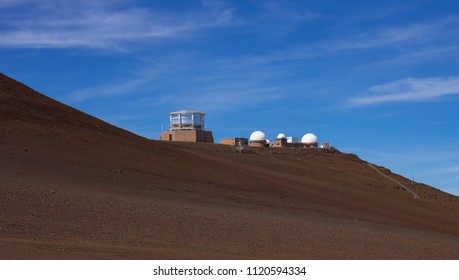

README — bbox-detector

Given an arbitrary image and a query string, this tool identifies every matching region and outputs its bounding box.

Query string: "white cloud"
[0,0,238,49]
[160,87,284,113]
[67,48,305,106]
[0,0,31,8]
[347,76,459,106]
[67,59,171,102]
[332,15,459,52]
[356,46,459,71]
[240,16,459,67]
[333,23,434,51]
[256,1,322,24]
[68,76,151,102]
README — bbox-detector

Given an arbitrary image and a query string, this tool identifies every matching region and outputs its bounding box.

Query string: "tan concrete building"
[249,131,268,148]
[271,137,288,148]
[220,138,248,146]
[160,110,214,143]
[161,130,214,142]
[271,138,306,148]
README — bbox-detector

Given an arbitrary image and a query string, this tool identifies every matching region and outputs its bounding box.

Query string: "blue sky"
[1,0,459,195]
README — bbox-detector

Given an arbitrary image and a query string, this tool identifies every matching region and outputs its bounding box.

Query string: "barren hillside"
[1,73,458,259]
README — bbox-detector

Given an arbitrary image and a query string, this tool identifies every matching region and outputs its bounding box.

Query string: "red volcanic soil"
[1,73,459,259]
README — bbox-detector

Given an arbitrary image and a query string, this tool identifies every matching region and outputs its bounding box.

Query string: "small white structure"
[301,133,319,148]
[276,133,286,139]
[286,136,299,143]
[249,131,268,147]
[320,142,331,149]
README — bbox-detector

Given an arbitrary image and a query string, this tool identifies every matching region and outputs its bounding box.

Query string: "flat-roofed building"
[220,138,248,146]
[160,110,214,143]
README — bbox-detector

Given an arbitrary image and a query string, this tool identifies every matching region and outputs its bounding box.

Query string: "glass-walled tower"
[170,110,205,131]
[160,109,213,143]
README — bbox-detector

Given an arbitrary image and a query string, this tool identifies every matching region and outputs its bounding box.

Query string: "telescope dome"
[250,131,266,141]
[301,133,318,144]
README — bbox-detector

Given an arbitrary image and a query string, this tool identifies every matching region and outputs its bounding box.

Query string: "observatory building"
[301,133,319,148]
[160,110,214,143]
[271,133,288,148]
[220,138,249,146]
[249,131,268,147]
[271,133,304,148]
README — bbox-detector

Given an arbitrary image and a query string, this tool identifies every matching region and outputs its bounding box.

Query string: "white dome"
[301,133,318,144]
[250,131,266,141]
[276,133,286,139]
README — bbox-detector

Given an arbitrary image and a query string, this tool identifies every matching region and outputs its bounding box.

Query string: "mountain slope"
[1,73,458,259]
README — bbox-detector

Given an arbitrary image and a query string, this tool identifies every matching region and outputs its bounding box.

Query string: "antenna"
[236,140,244,156]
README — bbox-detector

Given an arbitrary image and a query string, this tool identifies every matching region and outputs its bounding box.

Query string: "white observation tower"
[160,110,214,143]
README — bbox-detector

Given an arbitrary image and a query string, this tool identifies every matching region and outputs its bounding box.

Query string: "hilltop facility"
[249,131,321,149]
[159,110,325,149]
[160,110,214,143]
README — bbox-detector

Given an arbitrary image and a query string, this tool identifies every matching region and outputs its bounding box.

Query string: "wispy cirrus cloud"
[214,18,457,74]
[347,76,459,106]
[0,0,238,50]
[66,54,184,102]
[0,0,31,8]
[155,86,285,113]
[68,75,153,102]
[256,0,322,20]
[332,21,440,51]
